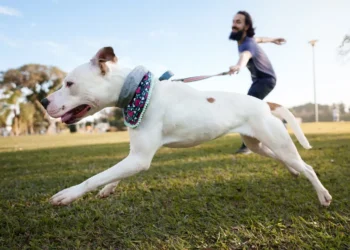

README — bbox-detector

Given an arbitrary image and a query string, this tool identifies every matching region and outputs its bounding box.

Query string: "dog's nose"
[40,98,50,110]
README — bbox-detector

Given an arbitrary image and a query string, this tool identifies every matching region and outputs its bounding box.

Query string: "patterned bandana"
[122,71,155,128]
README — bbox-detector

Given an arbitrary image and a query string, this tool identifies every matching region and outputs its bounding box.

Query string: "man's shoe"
[234,145,252,155]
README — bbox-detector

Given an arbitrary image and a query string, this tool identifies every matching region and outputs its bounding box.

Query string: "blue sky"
[1,0,349,109]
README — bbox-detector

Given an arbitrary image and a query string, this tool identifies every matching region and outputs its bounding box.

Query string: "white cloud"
[0,6,21,17]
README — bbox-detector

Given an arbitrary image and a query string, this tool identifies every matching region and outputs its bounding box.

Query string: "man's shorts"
[247,77,276,100]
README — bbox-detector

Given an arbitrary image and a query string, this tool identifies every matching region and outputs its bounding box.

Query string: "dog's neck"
[107,65,133,107]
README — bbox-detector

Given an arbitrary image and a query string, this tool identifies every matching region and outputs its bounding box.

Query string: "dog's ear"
[91,47,118,75]
[95,47,117,63]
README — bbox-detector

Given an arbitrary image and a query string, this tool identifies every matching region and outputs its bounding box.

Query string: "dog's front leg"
[50,151,156,205]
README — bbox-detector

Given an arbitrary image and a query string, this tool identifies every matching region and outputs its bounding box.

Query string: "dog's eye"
[66,81,74,87]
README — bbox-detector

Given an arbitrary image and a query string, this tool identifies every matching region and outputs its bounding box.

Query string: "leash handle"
[172,71,231,83]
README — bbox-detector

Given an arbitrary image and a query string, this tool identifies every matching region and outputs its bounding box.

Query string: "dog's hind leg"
[251,116,332,206]
[241,135,300,177]
[50,128,162,206]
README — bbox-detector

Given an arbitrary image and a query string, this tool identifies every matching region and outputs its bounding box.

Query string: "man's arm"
[254,37,286,45]
[228,51,252,75]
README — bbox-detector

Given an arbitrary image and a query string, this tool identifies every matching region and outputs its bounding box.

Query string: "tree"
[290,102,350,122]
[0,89,22,135]
[112,108,126,131]
[0,64,66,134]
[19,102,36,135]
[0,109,11,128]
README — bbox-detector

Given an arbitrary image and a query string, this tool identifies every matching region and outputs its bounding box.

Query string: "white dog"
[41,47,332,207]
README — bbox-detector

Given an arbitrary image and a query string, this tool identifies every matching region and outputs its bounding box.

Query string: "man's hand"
[272,38,286,45]
[229,65,240,75]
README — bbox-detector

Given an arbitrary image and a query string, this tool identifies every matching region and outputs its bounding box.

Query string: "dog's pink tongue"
[61,112,73,123]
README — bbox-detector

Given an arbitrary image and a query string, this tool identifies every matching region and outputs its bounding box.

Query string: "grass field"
[1,123,350,249]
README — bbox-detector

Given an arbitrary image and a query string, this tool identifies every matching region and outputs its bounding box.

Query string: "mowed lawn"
[0,123,350,249]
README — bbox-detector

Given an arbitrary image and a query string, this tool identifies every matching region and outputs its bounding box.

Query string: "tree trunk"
[29,123,34,135]
[22,122,28,135]
[34,99,50,120]
[47,120,57,134]
[34,99,57,135]
[13,116,19,136]
[19,117,27,135]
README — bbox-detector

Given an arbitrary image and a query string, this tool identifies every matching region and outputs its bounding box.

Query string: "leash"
[159,70,237,83]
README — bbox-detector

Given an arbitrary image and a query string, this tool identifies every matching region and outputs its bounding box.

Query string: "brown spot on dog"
[267,102,281,111]
[207,97,215,103]
[91,47,118,75]
[99,63,110,76]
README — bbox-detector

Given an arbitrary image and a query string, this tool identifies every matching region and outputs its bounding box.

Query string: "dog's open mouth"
[61,104,91,124]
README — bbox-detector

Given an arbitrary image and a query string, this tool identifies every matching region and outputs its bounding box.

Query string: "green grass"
[1,131,350,249]
[0,132,130,152]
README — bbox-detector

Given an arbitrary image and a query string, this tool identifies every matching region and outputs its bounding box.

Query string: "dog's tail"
[268,102,312,149]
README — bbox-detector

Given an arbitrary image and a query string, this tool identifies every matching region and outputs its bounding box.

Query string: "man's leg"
[234,77,276,154]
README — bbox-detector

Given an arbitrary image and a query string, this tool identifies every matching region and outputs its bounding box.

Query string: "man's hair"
[237,11,255,37]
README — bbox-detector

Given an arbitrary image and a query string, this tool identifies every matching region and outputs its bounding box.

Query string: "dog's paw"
[97,182,119,198]
[50,184,85,206]
[318,189,332,207]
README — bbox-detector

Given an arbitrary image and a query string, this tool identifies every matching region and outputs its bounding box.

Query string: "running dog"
[41,47,332,207]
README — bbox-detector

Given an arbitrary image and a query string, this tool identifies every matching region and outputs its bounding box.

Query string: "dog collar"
[118,66,155,128]
[116,65,149,108]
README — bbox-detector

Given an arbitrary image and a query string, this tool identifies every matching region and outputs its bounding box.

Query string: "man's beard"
[229,30,244,41]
